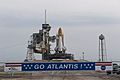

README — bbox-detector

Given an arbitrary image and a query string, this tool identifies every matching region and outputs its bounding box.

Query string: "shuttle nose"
[58,28,63,36]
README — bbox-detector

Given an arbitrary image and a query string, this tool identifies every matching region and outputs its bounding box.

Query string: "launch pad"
[25,12,74,61]
[43,53,74,60]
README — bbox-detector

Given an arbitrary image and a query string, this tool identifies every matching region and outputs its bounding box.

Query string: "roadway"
[0,71,120,80]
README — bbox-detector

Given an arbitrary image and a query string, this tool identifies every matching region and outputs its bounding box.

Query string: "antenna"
[45,9,47,24]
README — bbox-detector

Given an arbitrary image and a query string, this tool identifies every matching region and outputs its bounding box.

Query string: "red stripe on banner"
[96,62,112,63]
[5,64,22,67]
[96,62,112,66]
[6,63,22,64]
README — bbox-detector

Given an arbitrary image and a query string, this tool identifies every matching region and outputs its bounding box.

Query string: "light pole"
[82,52,84,60]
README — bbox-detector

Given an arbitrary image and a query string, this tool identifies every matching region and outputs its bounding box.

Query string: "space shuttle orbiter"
[54,28,66,53]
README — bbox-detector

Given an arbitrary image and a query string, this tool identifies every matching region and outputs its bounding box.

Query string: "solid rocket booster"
[55,28,66,53]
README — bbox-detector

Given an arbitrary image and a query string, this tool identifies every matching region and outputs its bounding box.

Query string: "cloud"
[0,0,120,28]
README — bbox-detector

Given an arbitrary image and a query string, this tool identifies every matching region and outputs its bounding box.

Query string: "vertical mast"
[45,9,47,24]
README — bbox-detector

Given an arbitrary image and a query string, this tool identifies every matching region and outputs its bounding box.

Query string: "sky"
[0,0,120,62]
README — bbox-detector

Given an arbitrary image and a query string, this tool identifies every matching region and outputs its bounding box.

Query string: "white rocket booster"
[54,28,66,53]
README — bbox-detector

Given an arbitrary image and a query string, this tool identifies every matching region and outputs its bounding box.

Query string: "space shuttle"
[54,28,66,53]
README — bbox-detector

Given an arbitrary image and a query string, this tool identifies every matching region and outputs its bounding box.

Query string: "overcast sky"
[0,0,120,62]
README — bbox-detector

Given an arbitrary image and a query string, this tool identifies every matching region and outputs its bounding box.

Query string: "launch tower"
[25,12,74,61]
